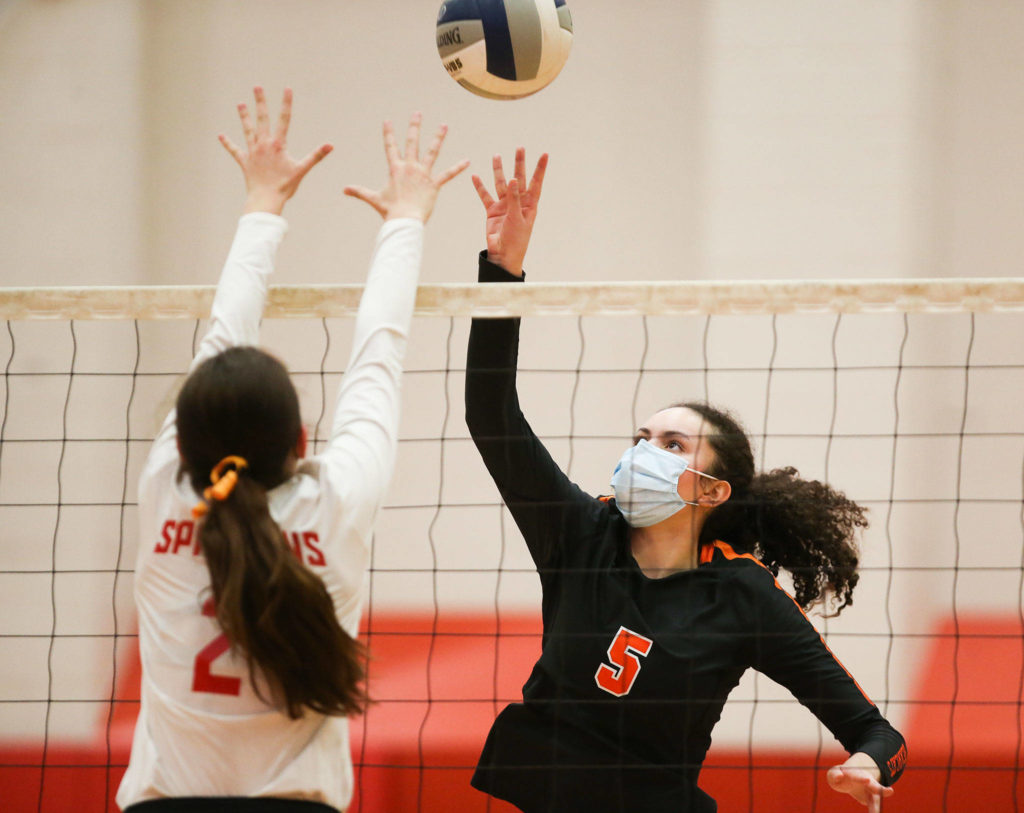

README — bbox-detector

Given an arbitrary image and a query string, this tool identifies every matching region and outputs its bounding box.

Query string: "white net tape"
[3,278,1024,320]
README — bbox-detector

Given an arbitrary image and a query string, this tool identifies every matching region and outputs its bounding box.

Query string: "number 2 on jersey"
[192,597,241,696]
[594,625,654,697]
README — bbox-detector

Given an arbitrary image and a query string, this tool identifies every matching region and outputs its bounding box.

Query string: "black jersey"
[465,254,907,813]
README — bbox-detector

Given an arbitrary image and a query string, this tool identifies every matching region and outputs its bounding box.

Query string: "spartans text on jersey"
[154,519,327,567]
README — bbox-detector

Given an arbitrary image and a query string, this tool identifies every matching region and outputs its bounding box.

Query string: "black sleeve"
[745,570,908,786]
[465,252,596,570]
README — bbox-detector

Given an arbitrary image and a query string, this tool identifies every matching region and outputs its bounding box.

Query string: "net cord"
[103,319,139,808]
[312,319,331,455]
[4,278,1024,320]
[0,322,12,505]
[744,313,778,809]
[943,313,975,810]
[39,320,76,811]
[565,316,584,478]
[415,316,454,810]
[807,314,843,809]
[355,325,373,811]
[882,315,909,722]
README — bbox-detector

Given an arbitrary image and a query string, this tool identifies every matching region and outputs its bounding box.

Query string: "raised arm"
[466,151,597,569]
[146,88,331,473]
[195,86,333,369]
[320,115,468,528]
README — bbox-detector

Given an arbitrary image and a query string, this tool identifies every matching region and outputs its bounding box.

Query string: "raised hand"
[471,148,548,277]
[827,762,895,813]
[218,86,333,215]
[344,113,469,223]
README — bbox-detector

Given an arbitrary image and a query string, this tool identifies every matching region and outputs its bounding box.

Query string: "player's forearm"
[466,252,526,449]
[329,218,423,445]
[322,218,424,527]
[465,255,573,509]
[346,218,424,358]
[191,213,288,371]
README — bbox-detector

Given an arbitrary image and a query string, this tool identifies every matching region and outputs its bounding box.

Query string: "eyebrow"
[634,429,692,441]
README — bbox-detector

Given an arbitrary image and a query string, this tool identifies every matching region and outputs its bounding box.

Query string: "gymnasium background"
[2,1,1024,810]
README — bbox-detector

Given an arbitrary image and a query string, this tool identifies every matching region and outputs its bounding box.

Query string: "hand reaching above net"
[218,86,333,216]
[471,148,548,277]
[344,113,469,223]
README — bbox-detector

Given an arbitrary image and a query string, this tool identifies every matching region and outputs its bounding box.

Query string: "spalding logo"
[437,27,462,47]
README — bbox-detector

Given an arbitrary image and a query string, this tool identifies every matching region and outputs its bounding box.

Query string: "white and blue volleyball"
[437,0,573,100]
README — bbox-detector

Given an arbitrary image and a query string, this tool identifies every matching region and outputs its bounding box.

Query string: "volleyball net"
[1,279,1023,812]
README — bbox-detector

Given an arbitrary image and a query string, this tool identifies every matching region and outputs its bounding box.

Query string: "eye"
[666,440,683,450]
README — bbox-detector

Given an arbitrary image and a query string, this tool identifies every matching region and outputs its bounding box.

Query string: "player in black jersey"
[464,150,907,813]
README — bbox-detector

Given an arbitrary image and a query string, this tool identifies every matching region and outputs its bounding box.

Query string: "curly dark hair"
[676,401,867,615]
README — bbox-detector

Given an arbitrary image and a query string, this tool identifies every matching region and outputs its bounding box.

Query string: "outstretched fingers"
[275,87,293,143]
[423,124,449,171]
[237,102,256,148]
[344,185,386,217]
[405,112,422,162]
[223,87,334,215]
[294,143,334,181]
[492,154,508,198]
[218,133,245,168]
[253,86,270,136]
[472,175,496,209]
[436,158,471,187]
[416,119,466,184]
[506,178,524,223]
[514,147,527,191]
[528,153,549,200]
[382,120,400,168]
[353,113,468,222]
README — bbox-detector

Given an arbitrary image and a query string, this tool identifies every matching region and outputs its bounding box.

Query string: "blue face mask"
[610,439,717,528]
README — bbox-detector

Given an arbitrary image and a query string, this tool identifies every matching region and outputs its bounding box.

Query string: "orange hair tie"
[191,455,249,519]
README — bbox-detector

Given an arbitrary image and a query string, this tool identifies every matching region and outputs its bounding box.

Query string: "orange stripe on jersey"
[707,539,876,706]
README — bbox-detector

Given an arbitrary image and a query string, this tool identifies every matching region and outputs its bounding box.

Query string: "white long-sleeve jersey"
[117,212,424,811]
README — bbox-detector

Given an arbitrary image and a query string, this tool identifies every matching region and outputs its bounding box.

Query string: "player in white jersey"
[117,88,468,813]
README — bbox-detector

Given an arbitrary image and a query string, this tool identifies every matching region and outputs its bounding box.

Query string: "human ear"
[295,425,308,459]
[699,479,731,508]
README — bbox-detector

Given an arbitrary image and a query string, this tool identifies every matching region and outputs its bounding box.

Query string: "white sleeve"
[190,212,289,370]
[319,217,424,534]
[142,213,289,492]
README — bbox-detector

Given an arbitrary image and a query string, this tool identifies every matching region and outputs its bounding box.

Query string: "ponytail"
[678,402,866,615]
[177,346,367,719]
[198,476,366,718]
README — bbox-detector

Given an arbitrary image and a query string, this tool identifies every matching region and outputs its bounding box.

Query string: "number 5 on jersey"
[594,626,654,697]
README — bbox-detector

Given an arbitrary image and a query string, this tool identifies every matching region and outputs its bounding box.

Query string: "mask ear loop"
[192,455,249,518]
[678,465,722,507]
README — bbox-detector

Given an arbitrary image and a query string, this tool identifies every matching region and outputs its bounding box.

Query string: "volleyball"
[436,0,573,100]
